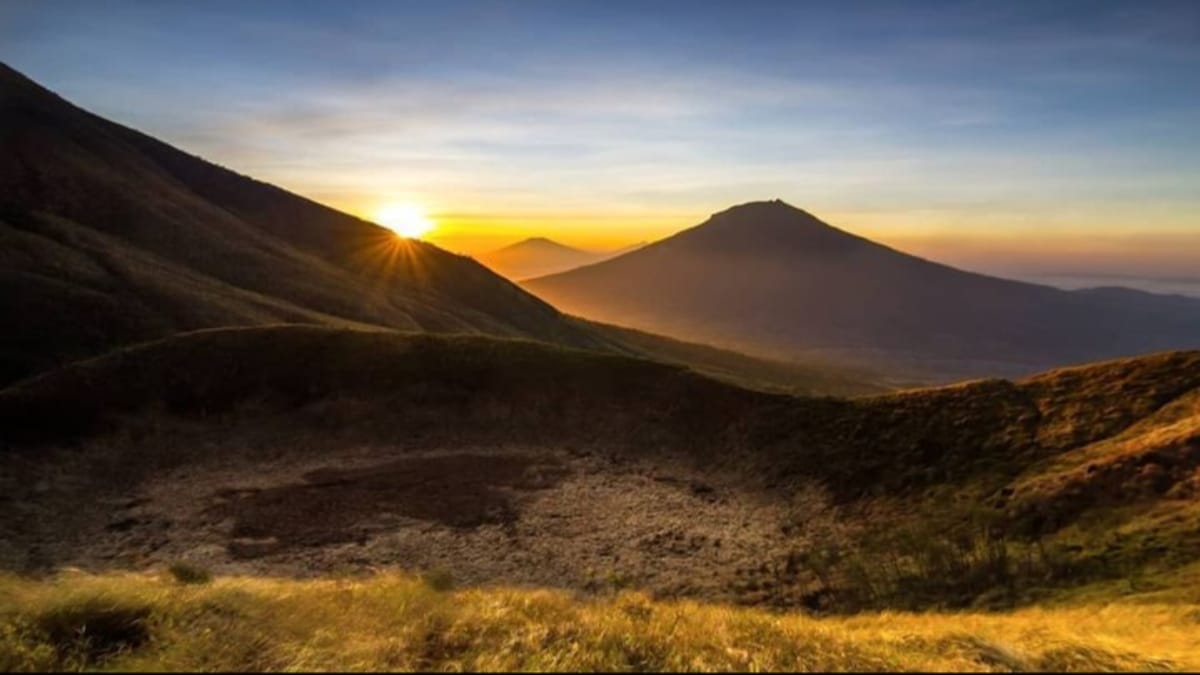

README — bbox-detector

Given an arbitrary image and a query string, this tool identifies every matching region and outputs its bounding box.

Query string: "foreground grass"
[2,572,1198,672]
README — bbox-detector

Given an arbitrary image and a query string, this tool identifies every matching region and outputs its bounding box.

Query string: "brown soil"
[210,454,569,555]
[0,431,810,605]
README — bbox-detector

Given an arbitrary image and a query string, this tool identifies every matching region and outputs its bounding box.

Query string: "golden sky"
[7,1,1197,279]
[334,196,1200,279]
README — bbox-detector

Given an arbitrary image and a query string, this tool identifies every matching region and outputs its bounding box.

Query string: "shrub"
[167,562,212,585]
[421,568,455,592]
[786,508,1113,612]
[32,596,151,667]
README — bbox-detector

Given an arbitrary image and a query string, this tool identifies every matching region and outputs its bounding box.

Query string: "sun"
[375,203,435,239]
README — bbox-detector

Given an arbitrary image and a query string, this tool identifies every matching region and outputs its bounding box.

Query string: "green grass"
[2,571,1198,672]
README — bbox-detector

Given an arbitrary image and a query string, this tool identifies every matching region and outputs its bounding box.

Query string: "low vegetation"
[579,318,891,396]
[786,508,1165,612]
[3,571,1198,672]
[165,562,211,586]
[3,328,1198,614]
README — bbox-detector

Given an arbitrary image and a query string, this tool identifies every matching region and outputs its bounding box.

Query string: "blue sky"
[2,0,1198,275]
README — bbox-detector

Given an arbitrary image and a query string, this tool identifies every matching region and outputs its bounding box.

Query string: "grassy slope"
[0,325,765,450]
[3,326,1196,508]
[2,570,1198,672]
[2,328,1199,671]
[762,351,1200,609]
[2,326,1197,611]
[577,318,892,397]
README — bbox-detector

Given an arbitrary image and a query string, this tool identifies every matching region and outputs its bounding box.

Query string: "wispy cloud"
[2,0,1197,269]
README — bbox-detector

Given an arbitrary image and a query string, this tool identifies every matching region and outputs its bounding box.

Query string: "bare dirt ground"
[1,435,815,605]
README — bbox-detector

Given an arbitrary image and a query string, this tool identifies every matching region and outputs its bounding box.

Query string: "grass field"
[3,570,1199,672]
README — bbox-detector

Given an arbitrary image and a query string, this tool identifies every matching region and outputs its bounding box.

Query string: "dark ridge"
[0,61,615,384]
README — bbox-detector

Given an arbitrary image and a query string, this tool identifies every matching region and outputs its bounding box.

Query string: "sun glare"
[375,203,435,239]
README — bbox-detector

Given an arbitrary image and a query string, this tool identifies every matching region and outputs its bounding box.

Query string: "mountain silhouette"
[0,65,883,395]
[525,199,1200,378]
[477,237,610,280]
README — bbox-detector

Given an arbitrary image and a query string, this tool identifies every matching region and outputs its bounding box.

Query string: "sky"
[2,0,1198,278]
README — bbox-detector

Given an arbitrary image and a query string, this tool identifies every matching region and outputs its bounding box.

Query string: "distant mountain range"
[1014,272,1200,299]
[7,59,1194,388]
[0,63,878,396]
[525,200,1200,379]
[477,237,644,281]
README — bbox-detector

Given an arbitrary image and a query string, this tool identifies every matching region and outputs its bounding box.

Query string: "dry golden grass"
[2,570,1198,672]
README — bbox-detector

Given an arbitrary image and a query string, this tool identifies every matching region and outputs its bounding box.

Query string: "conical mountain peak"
[714,198,810,217]
[505,237,578,251]
[664,199,867,256]
[525,200,1200,378]
[706,199,836,231]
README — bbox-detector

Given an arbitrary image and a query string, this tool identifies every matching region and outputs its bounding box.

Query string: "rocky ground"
[1,435,813,605]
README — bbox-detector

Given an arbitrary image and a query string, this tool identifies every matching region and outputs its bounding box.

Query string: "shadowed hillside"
[524,200,1200,380]
[3,326,1197,612]
[574,318,892,396]
[0,63,617,385]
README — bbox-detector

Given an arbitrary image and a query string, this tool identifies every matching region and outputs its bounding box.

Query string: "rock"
[228,537,282,559]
